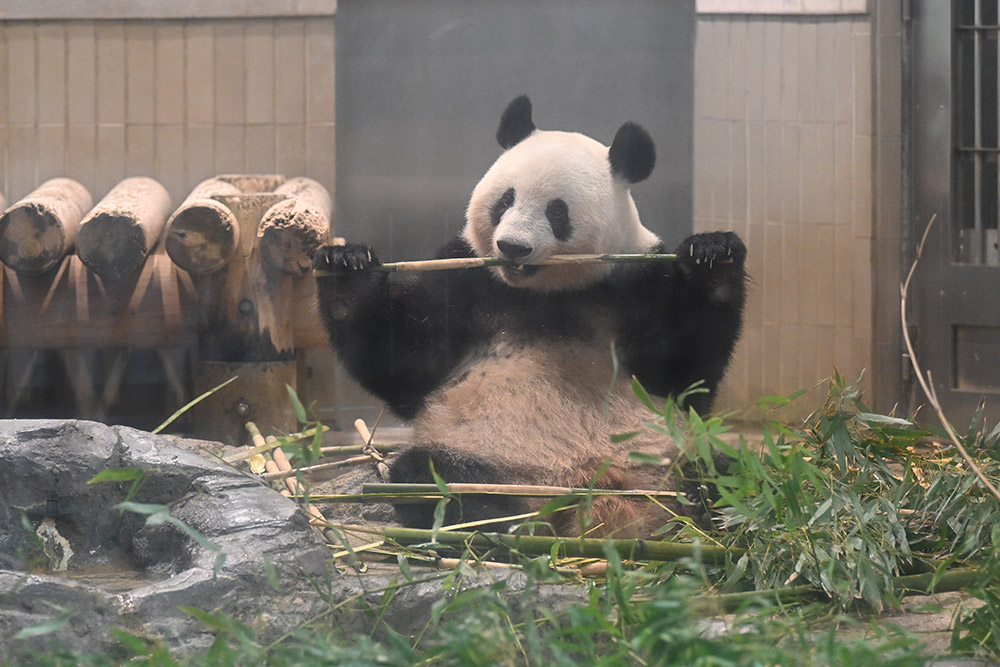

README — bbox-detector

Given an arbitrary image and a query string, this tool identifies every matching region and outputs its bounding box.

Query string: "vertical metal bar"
[996,0,1000,243]
[975,0,982,244]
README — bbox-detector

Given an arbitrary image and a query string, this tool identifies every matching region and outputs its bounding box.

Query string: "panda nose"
[496,240,533,260]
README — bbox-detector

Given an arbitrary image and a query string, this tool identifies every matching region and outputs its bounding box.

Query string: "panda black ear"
[609,122,656,184]
[496,95,536,149]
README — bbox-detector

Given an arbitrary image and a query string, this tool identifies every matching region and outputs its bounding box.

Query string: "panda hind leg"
[550,467,675,540]
[388,446,531,531]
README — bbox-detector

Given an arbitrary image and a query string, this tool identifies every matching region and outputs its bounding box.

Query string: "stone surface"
[0,419,588,661]
[0,419,333,658]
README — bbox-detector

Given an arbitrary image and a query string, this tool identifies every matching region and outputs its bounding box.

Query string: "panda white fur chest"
[314,96,748,537]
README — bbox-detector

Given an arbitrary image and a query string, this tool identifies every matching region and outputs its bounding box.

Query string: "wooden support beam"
[76,177,173,280]
[0,178,93,274]
[0,254,328,349]
[0,254,194,348]
[163,177,242,274]
[195,193,295,359]
[259,177,332,275]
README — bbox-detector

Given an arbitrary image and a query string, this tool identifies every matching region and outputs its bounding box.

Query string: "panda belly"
[410,335,677,486]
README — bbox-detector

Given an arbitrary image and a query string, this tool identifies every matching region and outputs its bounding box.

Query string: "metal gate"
[911,0,1000,425]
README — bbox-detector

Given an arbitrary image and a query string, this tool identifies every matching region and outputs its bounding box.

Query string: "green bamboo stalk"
[380,526,738,565]
[892,567,983,594]
[690,585,823,614]
[691,567,986,614]
[361,482,678,500]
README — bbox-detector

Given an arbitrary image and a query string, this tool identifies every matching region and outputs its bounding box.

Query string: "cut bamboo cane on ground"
[246,421,334,543]
[354,416,390,480]
[222,424,329,463]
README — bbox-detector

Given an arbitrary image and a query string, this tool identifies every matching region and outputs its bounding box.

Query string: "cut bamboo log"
[163,177,242,274]
[0,178,93,274]
[259,177,332,274]
[76,177,173,280]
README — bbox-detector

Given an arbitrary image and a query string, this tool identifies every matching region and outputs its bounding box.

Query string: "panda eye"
[546,198,571,241]
[490,188,516,226]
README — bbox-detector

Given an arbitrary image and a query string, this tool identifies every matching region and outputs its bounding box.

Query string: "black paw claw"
[676,232,746,269]
[313,244,382,275]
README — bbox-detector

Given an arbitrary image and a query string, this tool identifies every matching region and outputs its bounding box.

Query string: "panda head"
[464,95,661,291]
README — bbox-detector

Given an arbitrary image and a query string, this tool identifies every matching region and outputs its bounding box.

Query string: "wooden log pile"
[0,174,334,443]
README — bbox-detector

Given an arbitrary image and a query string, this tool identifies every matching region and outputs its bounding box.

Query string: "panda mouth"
[500,263,541,279]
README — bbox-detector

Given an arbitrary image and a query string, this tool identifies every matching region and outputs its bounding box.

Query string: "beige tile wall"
[0,17,335,211]
[694,13,883,416]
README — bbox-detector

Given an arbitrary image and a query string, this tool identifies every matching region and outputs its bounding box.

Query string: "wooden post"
[258,177,333,274]
[0,178,93,274]
[76,177,173,280]
[215,173,286,194]
[192,192,301,445]
[163,178,243,274]
[193,360,298,448]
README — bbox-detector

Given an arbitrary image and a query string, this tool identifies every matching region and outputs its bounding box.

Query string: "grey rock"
[0,419,333,658]
[0,419,589,661]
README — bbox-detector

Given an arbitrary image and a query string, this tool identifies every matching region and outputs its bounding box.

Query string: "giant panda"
[314,96,747,538]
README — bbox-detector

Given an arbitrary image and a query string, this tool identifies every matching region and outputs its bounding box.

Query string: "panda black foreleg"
[667,232,747,412]
[619,232,747,413]
[313,244,471,419]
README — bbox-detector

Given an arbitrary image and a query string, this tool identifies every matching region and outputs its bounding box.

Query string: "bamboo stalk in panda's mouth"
[313,252,681,276]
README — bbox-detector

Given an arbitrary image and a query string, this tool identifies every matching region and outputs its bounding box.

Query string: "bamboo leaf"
[397,554,414,581]
[12,605,71,639]
[858,413,913,426]
[179,606,228,631]
[286,384,308,426]
[109,628,154,655]
[631,376,661,415]
[537,494,578,518]
[153,375,238,434]
[87,467,145,484]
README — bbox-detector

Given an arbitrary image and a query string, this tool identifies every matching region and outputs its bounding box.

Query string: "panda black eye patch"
[490,188,516,227]
[546,198,571,241]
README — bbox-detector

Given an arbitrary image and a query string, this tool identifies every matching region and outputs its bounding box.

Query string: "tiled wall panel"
[694,12,892,415]
[0,17,335,212]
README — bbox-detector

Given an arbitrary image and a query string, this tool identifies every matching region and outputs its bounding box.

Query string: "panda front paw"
[675,232,746,270]
[313,244,382,276]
